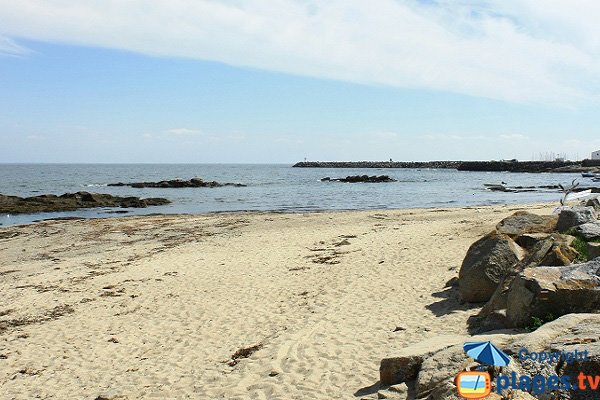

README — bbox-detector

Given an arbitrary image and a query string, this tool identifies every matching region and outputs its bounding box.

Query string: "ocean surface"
[0,163,593,226]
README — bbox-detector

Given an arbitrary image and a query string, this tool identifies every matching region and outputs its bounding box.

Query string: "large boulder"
[459,232,525,302]
[556,206,597,232]
[571,221,600,240]
[496,211,558,237]
[505,259,600,327]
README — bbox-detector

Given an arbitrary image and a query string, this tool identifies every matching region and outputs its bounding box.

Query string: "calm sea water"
[0,164,589,226]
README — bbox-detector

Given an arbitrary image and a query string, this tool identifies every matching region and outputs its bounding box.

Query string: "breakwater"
[292,160,586,172]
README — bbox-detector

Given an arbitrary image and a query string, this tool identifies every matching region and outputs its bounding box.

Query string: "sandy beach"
[0,203,554,399]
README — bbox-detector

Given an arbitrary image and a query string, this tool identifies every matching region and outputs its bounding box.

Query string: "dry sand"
[0,203,554,399]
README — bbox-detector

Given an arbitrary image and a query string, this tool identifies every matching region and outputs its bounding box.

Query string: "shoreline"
[0,202,556,399]
[0,201,558,228]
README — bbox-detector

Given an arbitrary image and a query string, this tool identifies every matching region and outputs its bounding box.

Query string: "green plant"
[572,237,589,262]
[525,313,556,332]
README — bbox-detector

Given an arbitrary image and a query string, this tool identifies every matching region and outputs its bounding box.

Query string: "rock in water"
[0,192,170,215]
[108,177,245,188]
[458,232,525,302]
[320,175,397,183]
[495,211,558,237]
[557,206,597,232]
[505,259,600,327]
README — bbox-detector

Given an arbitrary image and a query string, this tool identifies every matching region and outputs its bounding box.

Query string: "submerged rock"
[108,177,246,188]
[0,192,170,215]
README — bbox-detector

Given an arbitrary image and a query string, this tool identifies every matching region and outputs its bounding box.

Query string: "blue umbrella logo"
[463,341,511,367]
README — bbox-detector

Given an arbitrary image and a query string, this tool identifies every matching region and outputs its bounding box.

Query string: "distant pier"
[292,160,594,173]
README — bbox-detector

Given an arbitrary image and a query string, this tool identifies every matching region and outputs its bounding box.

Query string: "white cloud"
[499,134,529,140]
[0,35,29,56]
[165,128,202,137]
[1,1,600,104]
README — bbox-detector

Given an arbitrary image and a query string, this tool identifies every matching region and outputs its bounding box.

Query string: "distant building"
[593,150,600,160]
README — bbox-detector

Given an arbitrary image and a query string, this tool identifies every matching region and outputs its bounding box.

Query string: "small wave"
[83,183,108,187]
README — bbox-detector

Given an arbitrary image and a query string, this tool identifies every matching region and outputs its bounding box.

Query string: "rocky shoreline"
[378,198,600,399]
[293,160,600,173]
[0,192,170,215]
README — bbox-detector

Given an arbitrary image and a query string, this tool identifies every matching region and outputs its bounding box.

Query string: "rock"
[515,233,551,250]
[505,259,600,327]
[496,211,558,237]
[0,192,170,215]
[377,383,408,399]
[379,335,466,385]
[588,242,600,260]
[518,234,577,268]
[585,198,600,212]
[108,177,246,188]
[321,175,397,183]
[557,206,597,232]
[571,221,600,240]
[459,232,525,303]
[379,314,600,400]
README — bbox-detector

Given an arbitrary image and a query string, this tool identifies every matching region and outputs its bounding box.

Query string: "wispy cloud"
[1,1,600,104]
[165,128,202,137]
[499,134,529,140]
[0,35,29,56]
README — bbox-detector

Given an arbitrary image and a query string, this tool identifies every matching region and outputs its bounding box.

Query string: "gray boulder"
[571,221,600,240]
[459,232,525,302]
[496,211,558,237]
[557,206,597,232]
[505,259,600,327]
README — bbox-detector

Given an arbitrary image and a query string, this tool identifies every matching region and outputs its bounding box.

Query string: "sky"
[1,0,600,163]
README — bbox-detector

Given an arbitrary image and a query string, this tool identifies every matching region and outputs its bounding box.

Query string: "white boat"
[564,189,594,201]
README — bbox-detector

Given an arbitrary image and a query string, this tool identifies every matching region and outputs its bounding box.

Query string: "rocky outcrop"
[378,314,600,399]
[320,175,397,183]
[458,232,525,302]
[0,192,170,214]
[496,212,558,237]
[108,177,246,188]
[556,206,597,232]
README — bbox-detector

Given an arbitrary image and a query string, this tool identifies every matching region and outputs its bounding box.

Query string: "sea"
[0,163,591,226]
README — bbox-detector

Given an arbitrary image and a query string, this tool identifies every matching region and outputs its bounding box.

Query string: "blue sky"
[1,1,600,163]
